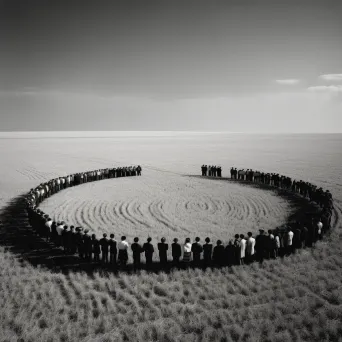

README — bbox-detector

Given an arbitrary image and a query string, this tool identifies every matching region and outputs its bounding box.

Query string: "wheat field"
[1,132,342,342]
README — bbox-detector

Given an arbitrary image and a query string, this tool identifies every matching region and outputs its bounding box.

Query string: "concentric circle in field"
[39,169,291,242]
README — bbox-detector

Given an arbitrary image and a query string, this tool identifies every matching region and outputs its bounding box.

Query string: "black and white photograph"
[0,1,341,341]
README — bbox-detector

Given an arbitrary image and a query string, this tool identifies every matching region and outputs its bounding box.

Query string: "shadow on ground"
[0,177,322,276]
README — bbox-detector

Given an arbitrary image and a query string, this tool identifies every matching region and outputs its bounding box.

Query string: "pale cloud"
[275,79,300,85]
[319,74,342,81]
[308,85,342,93]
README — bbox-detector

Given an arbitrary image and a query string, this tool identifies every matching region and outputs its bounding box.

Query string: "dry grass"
[1,228,342,342]
[1,134,342,341]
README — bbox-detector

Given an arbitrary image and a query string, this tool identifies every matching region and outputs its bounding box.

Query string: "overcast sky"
[1,0,341,132]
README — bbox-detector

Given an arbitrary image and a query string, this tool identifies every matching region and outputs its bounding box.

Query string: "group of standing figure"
[201,165,222,177]
[23,163,333,271]
[230,167,333,210]
[25,165,142,259]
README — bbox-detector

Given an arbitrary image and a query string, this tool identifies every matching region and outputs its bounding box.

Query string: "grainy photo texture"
[0,1,341,342]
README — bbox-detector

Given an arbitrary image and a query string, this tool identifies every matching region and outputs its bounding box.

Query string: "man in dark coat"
[100,233,109,263]
[137,165,142,176]
[157,237,169,266]
[68,226,77,254]
[191,237,203,266]
[83,230,92,260]
[203,237,213,265]
[213,240,225,266]
[62,226,69,254]
[131,237,143,270]
[255,229,267,263]
[233,234,241,265]
[143,237,154,268]
[75,228,84,258]
[171,238,182,265]
[91,234,100,262]
[108,234,117,265]
[225,240,235,266]
[300,225,308,249]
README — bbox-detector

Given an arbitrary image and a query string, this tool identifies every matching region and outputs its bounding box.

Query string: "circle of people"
[24,164,333,270]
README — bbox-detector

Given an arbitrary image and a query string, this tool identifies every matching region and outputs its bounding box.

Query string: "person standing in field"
[191,237,203,266]
[233,234,241,265]
[239,234,246,265]
[143,237,154,269]
[91,234,100,262]
[51,221,57,243]
[203,237,213,265]
[246,232,255,263]
[172,238,182,266]
[316,218,323,240]
[158,237,169,266]
[300,224,308,249]
[255,229,267,263]
[45,218,53,242]
[62,226,69,254]
[83,229,92,260]
[287,227,294,255]
[293,224,302,252]
[274,231,280,258]
[68,226,76,254]
[217,166,222,177]
[131,237,143,270]
[108,234,117,266]
[267,230,275,259]
[213,240,225,266]
[183,238,192,265]
[75,228,84,258]
[100,233,109,264]
[225,240,235,266]
[118,236,129,267]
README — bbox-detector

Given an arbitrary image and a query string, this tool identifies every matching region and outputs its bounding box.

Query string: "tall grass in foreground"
[1,223,342,342]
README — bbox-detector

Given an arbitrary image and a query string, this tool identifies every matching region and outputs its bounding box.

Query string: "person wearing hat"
[131,237,143,270]
[143,237,154,269]
[171,238,182,265]
[157,237,169,266]
[100,233,109,263]
[191,237,203,266]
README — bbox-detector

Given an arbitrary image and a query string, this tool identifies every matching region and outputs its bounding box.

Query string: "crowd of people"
[23,164,333,271]
[25,165,142,207]
[229,167,333,209]
[201,165,222,177]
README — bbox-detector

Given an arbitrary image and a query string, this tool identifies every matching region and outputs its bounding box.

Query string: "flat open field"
[1,132,342,342]
[39,170,290,247]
